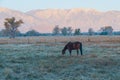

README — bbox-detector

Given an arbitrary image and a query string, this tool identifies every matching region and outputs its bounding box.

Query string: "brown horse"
[62,41,83,56]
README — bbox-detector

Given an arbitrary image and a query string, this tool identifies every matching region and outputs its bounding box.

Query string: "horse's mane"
[63,44,68,50]
[63,42,71,50]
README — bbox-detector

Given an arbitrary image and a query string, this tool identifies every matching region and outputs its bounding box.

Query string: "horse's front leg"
[77,49,79,56]
[69,49,72,56]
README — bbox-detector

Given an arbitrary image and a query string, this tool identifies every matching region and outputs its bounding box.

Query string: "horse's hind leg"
[80,44,83,55]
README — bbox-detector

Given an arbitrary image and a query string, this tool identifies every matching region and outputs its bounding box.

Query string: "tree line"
[52,25,120,36]
[0,17,120,38]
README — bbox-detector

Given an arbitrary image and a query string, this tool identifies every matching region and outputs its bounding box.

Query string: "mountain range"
[0,7,120,33]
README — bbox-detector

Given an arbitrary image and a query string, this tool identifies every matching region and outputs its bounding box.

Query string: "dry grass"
[0,36,120,44]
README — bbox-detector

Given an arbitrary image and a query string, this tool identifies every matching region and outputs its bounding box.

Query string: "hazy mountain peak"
[70,8,98,12]
[0,7,11,12]
[0,7,120,33]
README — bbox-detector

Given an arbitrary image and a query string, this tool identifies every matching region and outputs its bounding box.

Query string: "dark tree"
[61,27,73,36]
[4,17,23,38]
[25,30,40,36]
[0,29,8,37]
[67,27,73,36]
[88,28,94,35]
[61,27,68,36]
[52,25,60,35]
[74,28,81,35]
[100,26,113,35]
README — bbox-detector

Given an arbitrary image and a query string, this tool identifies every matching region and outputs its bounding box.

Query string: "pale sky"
[0,0,120,12]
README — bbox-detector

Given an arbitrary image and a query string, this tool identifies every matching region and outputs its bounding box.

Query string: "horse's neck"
[63,45,68,51]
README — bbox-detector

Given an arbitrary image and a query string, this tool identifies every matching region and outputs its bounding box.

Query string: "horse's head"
[62,49,65,55]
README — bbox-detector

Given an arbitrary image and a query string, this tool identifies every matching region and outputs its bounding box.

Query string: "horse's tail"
[80,42,83,55]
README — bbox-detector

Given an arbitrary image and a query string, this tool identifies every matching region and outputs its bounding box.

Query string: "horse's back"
[67,41,82,45]
[73,41,82,45]
[66,41,82,49]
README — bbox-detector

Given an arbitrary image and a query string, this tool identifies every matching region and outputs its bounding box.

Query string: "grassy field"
[0,36,120,80]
